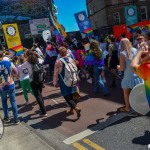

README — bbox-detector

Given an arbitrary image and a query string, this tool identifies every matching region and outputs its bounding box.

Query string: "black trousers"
[64,94,77,109]
[48,56,57,75]
[30,82,46,114]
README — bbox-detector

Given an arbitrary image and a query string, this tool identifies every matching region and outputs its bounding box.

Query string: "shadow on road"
[30,111,79,130]
[132,130,150,145]
[87,113,141,131]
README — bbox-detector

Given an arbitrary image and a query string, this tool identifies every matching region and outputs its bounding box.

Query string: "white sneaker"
[87,78,92,84]
[86,73,89,78]
[81,75,85,78]
[40,113,48,117]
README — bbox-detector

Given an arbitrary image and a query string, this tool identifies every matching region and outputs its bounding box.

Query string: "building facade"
[0,0,54,47]
[86,0,150,33]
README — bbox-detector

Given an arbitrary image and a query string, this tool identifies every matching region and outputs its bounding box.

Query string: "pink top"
[75,49,85,67]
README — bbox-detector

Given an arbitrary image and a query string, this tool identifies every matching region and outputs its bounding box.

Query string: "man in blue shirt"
[0,51,19,124]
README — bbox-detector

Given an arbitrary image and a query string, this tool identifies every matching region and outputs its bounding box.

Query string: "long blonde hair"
[120,38,133,59]
[90,40,102,60]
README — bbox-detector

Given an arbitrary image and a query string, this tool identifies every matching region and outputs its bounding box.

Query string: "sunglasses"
[137,38,143,41]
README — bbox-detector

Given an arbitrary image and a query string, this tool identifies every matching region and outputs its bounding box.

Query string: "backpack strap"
[59,58,68,66]
[60,58,77,70]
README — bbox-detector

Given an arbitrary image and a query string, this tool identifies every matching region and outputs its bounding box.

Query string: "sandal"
[119,107,130,113]
[75,108,81,118]
[67,109,74,115]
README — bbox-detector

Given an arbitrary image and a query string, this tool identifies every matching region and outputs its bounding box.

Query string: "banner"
[29,18,51,35]
[2,23,23,56]
[125,6,138,26]
[74,11,93,37]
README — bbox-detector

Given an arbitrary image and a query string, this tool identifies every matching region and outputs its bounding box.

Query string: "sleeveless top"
[121,48,143,89]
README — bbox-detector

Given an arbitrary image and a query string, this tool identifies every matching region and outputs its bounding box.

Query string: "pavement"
[0,75,150,150]
[0,111,55,150]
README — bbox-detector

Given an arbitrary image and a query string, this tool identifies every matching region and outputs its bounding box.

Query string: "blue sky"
[54,0,87,32]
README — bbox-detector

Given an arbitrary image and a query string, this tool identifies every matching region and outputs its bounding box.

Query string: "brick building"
[86,0,150,34]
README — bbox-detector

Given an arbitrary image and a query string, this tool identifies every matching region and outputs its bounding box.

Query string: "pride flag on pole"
[74,11,94,38]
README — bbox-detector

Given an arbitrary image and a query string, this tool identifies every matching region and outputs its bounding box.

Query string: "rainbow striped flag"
[130,25,139,33]
[83,28,93,35]
[11,45,24,56]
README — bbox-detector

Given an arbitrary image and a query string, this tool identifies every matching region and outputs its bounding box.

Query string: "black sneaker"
[3,117,10,123]
[40,113,47,117]
[14,119,20,125]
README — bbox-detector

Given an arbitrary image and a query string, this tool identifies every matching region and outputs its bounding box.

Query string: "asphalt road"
[8,76,150,150]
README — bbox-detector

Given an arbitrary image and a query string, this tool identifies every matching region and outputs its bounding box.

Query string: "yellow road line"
[83,139,105,150]
[73,142,88,150]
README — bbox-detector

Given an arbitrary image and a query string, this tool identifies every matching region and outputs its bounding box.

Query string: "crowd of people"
[0,31,150,125]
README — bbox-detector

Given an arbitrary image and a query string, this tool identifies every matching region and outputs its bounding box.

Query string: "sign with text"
[2,23,23,55]
[29,18,50,35]
[2,23,22,48]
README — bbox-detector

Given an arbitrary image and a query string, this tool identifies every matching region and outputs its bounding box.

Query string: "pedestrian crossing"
[73,138,105,150]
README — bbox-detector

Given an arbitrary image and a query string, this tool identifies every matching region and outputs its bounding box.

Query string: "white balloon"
[42,30,51,42]
[129,83,150,115]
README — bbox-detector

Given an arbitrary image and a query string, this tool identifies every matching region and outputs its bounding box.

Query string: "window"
[93,6,96,13]
[112,0,118,5]
[113,12,120,24]
[140,6,147,20]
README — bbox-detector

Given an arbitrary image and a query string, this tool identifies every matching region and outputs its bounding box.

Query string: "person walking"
[117,38,143,112]
[53,47,81,118]
[26,50,47,116]
[45,41,58,76]
[0,51,19,124]
[85,40,109,96]
[18,54,34,105]
[75,43,87,78]
[107,35,120,87]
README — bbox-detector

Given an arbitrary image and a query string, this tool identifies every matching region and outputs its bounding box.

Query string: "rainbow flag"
[131,25,139,33]
[83,28,93,34]
[53,17,67,38]
[11,45,24,56]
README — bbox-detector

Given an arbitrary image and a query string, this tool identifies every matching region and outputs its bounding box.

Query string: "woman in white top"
[117,38,143,112]
[18,55,34,105]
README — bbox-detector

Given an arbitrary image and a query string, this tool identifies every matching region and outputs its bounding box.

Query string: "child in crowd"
[18,55,34,105]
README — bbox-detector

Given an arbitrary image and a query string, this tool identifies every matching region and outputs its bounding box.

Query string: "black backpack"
[32,62,46,83]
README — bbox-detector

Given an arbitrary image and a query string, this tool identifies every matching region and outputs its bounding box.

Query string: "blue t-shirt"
[0,60,15,91]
